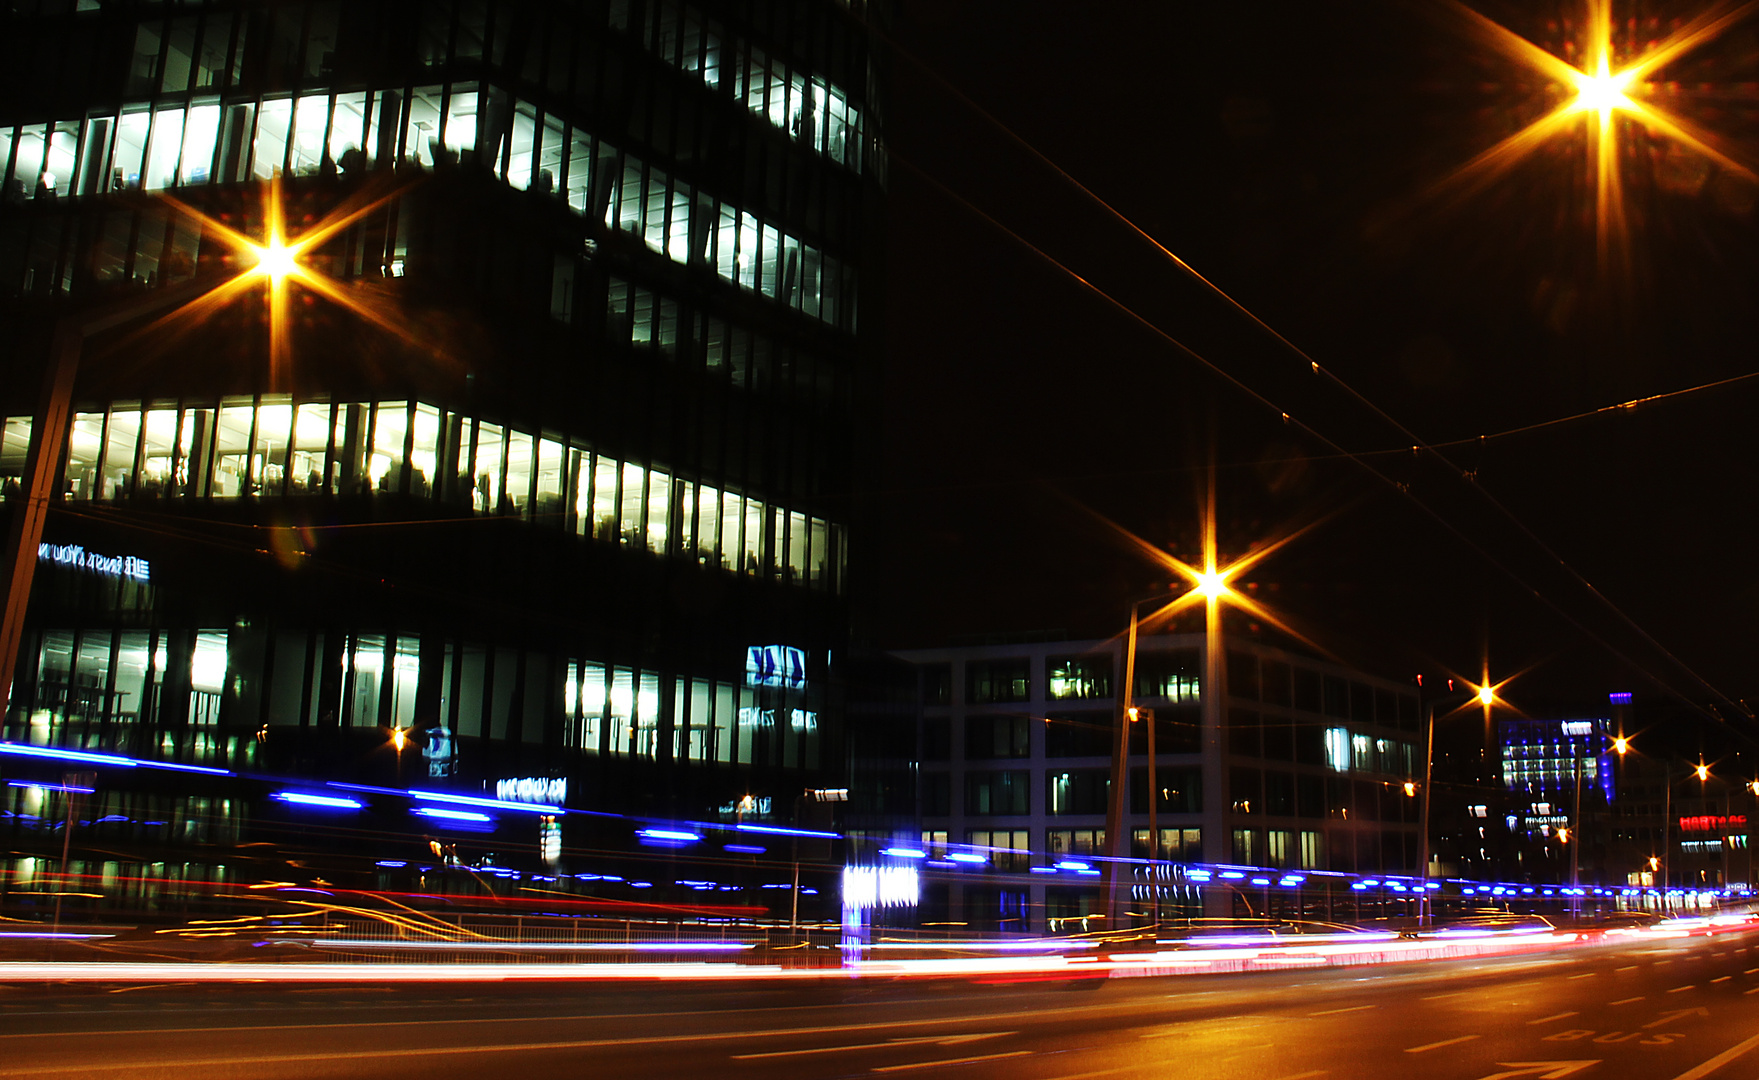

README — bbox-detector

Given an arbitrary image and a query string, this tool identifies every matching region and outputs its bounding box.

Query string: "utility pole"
[1417,699,1436,927]
[1144,705,1158,930]
[1102,602,1140,932]
[1570,753,1582,923]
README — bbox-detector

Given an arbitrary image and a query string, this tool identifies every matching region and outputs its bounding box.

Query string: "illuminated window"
[1324,727,1351,772]
[1047,656,1112,700]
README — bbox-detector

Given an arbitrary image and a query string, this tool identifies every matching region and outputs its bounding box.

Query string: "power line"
[877,31,1755,730]
[892,153,1751,745]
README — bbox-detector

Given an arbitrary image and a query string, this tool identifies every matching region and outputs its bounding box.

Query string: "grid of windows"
[10,625,812,770]
[636,0,868,172]
[3,397,845,592]
[966,659,1029,704]
[1132,650,1200,701]
[1130,827,1201,860]
[1046,655,1111,700]
[964,770,1029,816]
[1046,827,1105,858]
[0,83,858,330]
[1501,718,1610,794]
[966,828,1030,872]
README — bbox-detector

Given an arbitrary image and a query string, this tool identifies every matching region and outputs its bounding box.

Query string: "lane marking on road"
[1307,1005,1376,1017]
[1270,1072,1328,1080]
[733,1033,1014,1060]
[1609,997,1645,1005]
[871,1050,1034,1073]
[1616,966,1638,973]
[1422,992,1466,1001]
[1528,1013,1579,1026]
[0,998,1141,1046]
[1667,1029,1759,1080]
[1045,1067,1143,1080]
[1656,960,1673,966]
[1745,968,1759,974]
[1668,986,1696,994]
[1471,1060,1599,1079]
[0,999,1209,1076]
[1712,977,1732,984]
[1407,1035,1481,1053]
[1745,987,1759,995]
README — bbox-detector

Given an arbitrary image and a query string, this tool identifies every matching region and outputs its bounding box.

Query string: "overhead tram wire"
[883,368,1759,495]
[879,33,1755,728]
[893,154,1753,746]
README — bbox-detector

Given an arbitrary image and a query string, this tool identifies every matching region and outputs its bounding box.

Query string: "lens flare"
[111,174,431,388]
[1438,0,1759,269]
[251,239,303,284]
[1196,570,1229,601]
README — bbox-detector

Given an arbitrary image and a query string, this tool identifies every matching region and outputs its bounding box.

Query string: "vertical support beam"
[1663,770,1672,915]
[1145,703,1157,928]
[1101,607,1136,932]
[1418,701,1435,926]
[1201,605,1228,917]
[1570,753,1583,920]
[0,319,81,717]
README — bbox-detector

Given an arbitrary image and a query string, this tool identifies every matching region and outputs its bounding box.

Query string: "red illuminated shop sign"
[1679,815,1747,833]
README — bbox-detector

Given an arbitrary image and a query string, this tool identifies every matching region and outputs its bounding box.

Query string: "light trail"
[5,918,1748,983]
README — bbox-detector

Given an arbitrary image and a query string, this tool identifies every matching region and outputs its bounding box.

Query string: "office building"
[890,633,1424,928]
[0,0,886,893]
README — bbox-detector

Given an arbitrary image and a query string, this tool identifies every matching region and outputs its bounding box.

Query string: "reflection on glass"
[66,413,102,500]
[472,421,503,512]
[254,98,292,178]
[103,409,141,499]
[254,399,293,495]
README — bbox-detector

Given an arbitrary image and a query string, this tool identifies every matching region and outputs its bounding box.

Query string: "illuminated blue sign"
[746,645,806,689]
[38,542,149,582]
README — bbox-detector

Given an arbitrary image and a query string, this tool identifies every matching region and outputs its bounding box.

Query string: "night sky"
[866,0,1759,737]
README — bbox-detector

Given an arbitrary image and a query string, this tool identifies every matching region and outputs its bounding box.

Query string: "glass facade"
[1501,718,1613,800]
[3,397,845,591]
[905,637,1424,906]
[0,0,883,838]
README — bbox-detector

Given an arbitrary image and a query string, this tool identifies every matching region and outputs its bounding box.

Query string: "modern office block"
[0,0,886,879]
[892,633,1423,928]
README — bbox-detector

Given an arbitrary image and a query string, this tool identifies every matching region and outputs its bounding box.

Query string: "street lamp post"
[1415,684,1486,928]
[1569,753,1583,922]
[1104,595,1161,933]
[1655,758,1711,915]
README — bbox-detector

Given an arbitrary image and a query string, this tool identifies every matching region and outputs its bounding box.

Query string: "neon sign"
[842,866,919,909]
[746,645,806,689]
[495,777,567,804]
[1680,815,1745,833]
[38,542,149,582]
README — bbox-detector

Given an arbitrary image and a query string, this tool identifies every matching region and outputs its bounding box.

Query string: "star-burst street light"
[1443,0,1758,265]
[135,176,422,386]
[1092,475,1334,926]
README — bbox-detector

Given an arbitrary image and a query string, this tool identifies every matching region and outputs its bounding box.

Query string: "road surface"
[2,929,1758,1078]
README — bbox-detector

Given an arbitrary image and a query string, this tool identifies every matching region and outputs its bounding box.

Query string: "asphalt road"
[4,930,1759,1079]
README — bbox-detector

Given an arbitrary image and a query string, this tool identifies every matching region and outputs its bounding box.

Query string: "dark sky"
[865,0,1759,736]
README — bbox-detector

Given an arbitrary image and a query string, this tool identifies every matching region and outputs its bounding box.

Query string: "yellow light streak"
[1439,0,1759,265]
